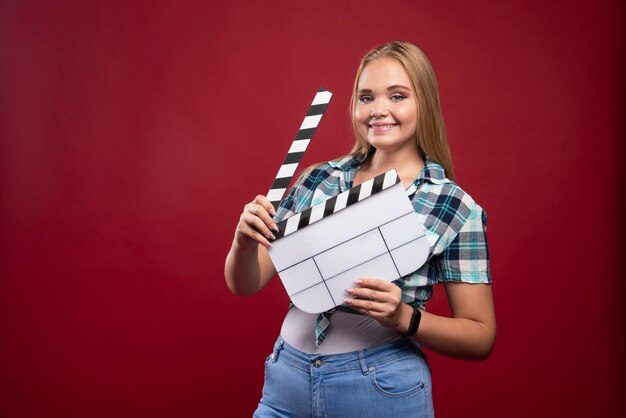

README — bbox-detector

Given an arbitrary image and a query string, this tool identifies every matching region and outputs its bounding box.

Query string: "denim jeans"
[253,336,434,418]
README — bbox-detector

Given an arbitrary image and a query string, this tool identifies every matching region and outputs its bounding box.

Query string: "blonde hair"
[348,41,454,180]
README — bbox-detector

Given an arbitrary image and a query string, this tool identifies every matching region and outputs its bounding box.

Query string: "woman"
[225,41,496,417]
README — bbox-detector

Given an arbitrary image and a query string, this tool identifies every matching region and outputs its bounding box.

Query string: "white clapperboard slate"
[266,89,429,314]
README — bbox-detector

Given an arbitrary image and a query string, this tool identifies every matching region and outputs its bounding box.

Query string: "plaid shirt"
[275,154,491,310]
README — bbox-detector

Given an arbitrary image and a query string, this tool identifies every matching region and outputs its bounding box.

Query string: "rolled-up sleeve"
[436,203,491,284]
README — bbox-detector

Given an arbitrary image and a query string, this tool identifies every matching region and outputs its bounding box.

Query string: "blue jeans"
[253,336,434,418]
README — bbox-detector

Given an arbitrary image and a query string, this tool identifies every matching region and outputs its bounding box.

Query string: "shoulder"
[419,180,478,217]
[415,159,481,213]
[413,160,487,239]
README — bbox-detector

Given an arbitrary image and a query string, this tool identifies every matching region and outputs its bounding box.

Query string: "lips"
[368,123,398,132]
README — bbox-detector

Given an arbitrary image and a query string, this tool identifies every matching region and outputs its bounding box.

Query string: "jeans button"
[313,359,322,368]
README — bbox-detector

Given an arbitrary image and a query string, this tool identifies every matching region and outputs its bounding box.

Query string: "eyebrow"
[357,85,412,93]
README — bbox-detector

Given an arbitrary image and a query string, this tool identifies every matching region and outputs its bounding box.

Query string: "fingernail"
[345,288,354,294]
[343,299,352,305]
[267,232,276,240]
[269,208,277,216]
[270,223,279,232]
[353,279,363,285]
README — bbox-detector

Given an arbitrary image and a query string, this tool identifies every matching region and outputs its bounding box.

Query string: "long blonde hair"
[348,41,454,180]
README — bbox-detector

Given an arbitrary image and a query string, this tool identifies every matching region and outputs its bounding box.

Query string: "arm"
[345,201,495,360]
[345,281,496,360]
[415,282,495,360]
[224,195,278,296]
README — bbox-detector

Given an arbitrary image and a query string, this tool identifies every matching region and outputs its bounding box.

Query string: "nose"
[370,105,389,118]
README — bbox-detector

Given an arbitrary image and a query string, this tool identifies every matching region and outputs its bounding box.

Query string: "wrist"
[396,303,413,334]
[400,304,422,338]
[233,235,260,252]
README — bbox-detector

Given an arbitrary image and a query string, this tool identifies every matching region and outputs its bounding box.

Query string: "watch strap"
[401,305,422,338]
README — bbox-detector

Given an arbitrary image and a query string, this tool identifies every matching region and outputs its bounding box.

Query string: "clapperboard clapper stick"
[266,88,333,210]
[267,90,430,314]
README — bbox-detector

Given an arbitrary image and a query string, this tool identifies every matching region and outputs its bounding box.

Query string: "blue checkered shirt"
[274,154,491,343]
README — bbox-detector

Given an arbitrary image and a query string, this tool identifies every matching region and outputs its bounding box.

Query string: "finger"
[248,230,273,248]
[352,280,401,304]
[254,194,277,217]
[343,297,382,313]
[353,278,396,291]
[238,215,273,246]
[344,287,384,302]
[235,221,273,248]
[346,282,403,311]
[242,212,276,241]
[245,202,279,234]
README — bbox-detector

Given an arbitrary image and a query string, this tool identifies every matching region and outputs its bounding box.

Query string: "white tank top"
[280,306,403,354]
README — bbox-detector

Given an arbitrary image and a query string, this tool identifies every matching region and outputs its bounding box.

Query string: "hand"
[234,195,280,249]
[344,278,408,331]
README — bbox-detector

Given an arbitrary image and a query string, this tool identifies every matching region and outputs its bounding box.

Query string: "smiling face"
[354,57,419,155]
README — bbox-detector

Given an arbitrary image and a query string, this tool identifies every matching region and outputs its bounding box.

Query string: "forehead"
[357,57,411,89]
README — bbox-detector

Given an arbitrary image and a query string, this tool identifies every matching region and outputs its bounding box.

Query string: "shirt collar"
[416,158,449,185]
[328,153,367,171]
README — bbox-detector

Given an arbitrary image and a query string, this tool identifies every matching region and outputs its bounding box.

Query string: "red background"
[1,1,624,417]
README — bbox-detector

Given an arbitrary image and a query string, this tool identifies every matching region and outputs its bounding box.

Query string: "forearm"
[406,307,496,360]
[346,280,496,360]
[224,241,266,296]
[396,283,496,360]
[225,194,280,296]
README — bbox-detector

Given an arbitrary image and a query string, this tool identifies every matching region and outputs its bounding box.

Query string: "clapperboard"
[266,89,429,314]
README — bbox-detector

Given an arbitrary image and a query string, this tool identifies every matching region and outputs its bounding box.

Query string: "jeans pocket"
[264,351,276,370]
[370,353,426,398]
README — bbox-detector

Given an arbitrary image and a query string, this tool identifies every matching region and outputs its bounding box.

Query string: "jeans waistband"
[269,336,425,375]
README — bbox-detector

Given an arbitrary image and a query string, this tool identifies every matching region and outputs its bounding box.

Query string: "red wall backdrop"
[1,1,624,417]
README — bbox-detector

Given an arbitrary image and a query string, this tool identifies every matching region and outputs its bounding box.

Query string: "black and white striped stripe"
[267,88,333,210]
[275,169,400,239]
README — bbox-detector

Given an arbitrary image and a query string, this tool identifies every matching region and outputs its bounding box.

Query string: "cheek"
[396,106,417,124]
[353,110,372,142]
[353,109,370,134]
[354,108,368,124]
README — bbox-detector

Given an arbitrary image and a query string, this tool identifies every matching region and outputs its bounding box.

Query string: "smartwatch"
[401,305,422,338]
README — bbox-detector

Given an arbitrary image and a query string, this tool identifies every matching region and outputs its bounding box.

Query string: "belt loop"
[358,350,369,375]
[272,338,285,363]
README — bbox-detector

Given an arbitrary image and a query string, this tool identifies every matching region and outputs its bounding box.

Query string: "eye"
[359,95,373,104]
[390,94,407,102]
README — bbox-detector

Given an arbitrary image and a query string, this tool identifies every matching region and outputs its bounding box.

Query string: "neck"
[361,146,425,187]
